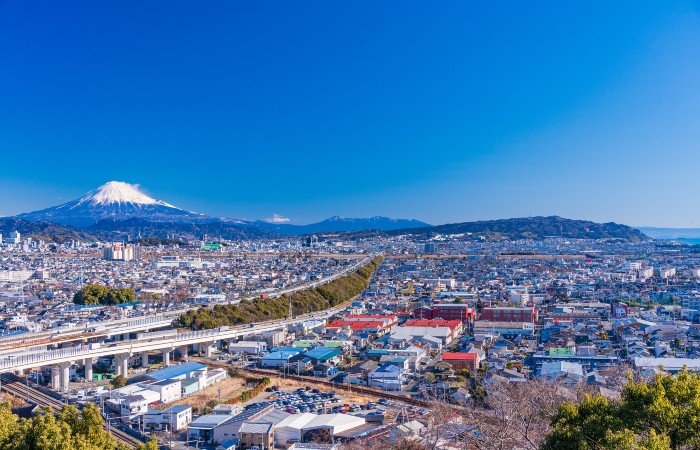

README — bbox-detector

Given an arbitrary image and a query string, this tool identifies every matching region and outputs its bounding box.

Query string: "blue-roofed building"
[367,349,389,359]
[368,363,406,391]
[270,346,306,354]
[216,438,238,450]
[304,347,343,364]
[145,361,207,382]
[261,351,303,368]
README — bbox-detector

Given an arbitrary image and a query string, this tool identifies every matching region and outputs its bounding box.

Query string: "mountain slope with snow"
[18,181,208,227]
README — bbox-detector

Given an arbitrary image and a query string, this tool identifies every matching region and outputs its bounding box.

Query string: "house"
[539,361,584,383]
[441,352,480,371]
[313,363,338,377]
[238,422,274,450]
[389,420,424,444]
[143,405,192,432]
[368,363,406,391]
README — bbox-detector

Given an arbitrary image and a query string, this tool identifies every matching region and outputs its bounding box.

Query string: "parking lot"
[258,386,389,416]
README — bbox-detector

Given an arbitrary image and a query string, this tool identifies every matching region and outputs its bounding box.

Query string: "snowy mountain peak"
[78,181,175,208]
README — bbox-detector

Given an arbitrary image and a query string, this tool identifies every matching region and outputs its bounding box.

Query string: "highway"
[0,299,351,374]
[0,254,376,352]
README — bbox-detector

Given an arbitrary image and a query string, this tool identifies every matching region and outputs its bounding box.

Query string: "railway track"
[0,374,144,448]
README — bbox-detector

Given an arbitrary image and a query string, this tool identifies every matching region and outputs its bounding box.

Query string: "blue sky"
[1,1,699,227]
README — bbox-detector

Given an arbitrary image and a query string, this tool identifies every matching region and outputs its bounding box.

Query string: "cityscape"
[2,2,700,450]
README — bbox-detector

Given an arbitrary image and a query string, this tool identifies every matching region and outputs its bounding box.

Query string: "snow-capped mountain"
[18,181,208,227]
[15,182,430,238]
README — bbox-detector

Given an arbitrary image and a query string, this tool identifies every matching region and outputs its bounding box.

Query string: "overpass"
[0,254,376,351]
[0,302,349,391]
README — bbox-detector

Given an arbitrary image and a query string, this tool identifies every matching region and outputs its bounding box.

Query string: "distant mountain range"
[255,215,431,235]
[10,182,429,241]
[6,182,651,243]
[0,217,96,243]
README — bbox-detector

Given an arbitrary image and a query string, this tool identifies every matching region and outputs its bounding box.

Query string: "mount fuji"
[18,181,210,227]
[14,181,429,240]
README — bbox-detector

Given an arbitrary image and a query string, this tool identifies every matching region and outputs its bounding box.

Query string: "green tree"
[0,402,19,445]
[110,375,127,389]
[16,407,75,450]
[135,437,159,450]
[542,370,700,450]
[73,285,134,306]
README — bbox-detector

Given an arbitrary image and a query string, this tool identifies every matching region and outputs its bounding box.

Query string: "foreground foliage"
[542,370,700,450]
[0,402,156,450]
[176,257,382,330]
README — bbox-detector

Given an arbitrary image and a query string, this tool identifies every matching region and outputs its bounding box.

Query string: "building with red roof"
[441,351,480,371]
[412,304,475,322]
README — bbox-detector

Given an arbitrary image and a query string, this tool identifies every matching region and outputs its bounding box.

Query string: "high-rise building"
[6,231,20,245]
[103,243,138,261]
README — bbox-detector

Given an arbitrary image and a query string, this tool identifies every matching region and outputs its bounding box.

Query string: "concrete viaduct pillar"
[114,354,129,377]
[180,346,188,360]
[83,357,93,382]
[163,350,171,367]
[200,341,215,357]
[51,365,60,390]
[141,352,149,369]
[52,362,71,392]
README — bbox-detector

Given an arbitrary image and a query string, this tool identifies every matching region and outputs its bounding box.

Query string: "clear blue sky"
[1,1,699,227]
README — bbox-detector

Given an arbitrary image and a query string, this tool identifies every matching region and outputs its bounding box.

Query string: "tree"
[542,370,700,450]
[110,375,127,389]
[0,402,19,444]
[136,437,159,450]
[73,285,134,306]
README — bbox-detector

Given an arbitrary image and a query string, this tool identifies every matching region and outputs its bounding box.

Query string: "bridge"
[0,303,347,391]
[0,255,375,351]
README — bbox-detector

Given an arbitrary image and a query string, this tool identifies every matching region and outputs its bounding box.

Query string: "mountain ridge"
[255,215,431,235]
[10,183,651,242]
[383,216,650,242]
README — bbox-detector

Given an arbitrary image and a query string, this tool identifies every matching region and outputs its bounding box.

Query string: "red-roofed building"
[325,320,392,335]
[344,315,398,327]
[441,351,481,371]
[480,307,538,323]
[412,304,476,322]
